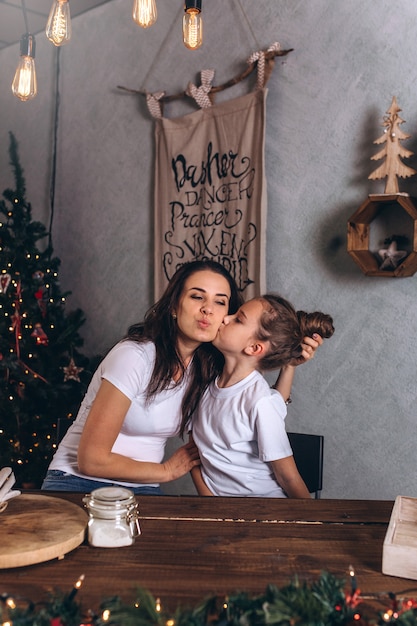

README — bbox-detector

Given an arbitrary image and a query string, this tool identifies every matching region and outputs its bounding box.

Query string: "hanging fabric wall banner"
[153,87,268,300]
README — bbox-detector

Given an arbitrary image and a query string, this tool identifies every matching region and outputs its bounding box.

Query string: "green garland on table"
[2,571,417,626]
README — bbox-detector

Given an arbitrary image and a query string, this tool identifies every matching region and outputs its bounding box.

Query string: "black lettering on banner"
[162,140,259,294]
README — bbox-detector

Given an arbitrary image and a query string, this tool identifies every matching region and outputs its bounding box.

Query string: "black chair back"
[287,431,324,499]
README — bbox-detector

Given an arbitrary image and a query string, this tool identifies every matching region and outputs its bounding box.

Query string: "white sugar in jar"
[83,487,141,547]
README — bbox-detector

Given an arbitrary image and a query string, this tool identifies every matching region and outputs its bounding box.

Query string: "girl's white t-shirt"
[191,370,292,497]
[49,340,190,488]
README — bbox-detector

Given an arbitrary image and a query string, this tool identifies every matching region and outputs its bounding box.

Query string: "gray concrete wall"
[1,0,417,499]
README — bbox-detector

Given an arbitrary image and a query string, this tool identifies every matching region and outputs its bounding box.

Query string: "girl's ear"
[244,342,266,357]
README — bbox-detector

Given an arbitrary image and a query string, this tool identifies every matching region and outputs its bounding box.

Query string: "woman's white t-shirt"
[191,370,292,497]
[49,340,190,488]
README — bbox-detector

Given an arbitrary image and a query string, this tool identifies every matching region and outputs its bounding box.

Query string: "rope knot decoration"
[247,41,281,90]
[186,69,215,108]
[146,90,165,119]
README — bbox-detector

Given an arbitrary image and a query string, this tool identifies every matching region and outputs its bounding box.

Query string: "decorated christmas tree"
[0,132,92,487]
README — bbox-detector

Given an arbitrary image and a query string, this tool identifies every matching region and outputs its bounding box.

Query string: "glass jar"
[82,487,141,548]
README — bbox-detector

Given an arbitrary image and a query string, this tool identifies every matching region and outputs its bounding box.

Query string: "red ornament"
[31,323,49,345]
[34,286,48,317]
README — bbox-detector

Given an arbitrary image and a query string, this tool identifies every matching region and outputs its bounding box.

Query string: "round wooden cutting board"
[0,494,88,568]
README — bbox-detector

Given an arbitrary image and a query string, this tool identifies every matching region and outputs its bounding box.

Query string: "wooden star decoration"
[378,240,408,270]
[63,357,84,382]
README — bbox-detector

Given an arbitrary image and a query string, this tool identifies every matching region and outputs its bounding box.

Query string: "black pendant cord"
[140,3,183,92]
[48,47,61,255]
[20,0,29,33]
[235,0,261,49]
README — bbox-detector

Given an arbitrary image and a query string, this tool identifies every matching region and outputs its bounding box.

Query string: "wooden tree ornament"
[368,96,417,193]
[347,97,417,277]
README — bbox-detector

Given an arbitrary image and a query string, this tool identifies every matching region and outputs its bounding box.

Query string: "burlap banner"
[153,88,268,300]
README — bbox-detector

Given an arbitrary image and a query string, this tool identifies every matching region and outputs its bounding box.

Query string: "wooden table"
[1,492,416,615]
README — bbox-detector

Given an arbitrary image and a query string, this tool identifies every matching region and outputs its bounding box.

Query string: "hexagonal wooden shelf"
[347,193,417,277]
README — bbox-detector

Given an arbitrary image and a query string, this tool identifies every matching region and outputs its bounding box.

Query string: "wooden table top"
[1,492,416,615]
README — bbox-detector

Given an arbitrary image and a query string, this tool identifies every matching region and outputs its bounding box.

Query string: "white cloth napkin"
[0,467,21,505]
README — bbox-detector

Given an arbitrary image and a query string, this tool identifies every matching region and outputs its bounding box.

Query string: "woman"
[42,260,242,494]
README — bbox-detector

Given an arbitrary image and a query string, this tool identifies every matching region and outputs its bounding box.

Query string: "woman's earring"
[172,314,177,320]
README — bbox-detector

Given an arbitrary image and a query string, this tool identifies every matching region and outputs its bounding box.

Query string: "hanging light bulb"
[12,34,37,101]
[183,0,202,50]
[46,0,71,46]
[132,0,157,28]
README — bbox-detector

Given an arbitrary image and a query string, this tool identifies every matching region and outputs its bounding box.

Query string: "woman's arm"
[78,379,200,483]
[270,456,311,498]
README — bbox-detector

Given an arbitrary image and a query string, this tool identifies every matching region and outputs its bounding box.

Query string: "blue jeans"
[41,470,163,495]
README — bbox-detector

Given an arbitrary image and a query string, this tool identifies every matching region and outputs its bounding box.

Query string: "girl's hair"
[126,260,243,437]
[255,294,334,371]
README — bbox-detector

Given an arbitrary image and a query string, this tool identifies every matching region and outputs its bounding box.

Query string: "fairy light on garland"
[68,574,85,602]
[101,609,111,621]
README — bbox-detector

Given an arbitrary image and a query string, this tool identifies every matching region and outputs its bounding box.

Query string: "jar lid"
[84,487,136,512]
[90,487,134,503]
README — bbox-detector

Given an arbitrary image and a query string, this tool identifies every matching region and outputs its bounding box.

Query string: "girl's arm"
[188,433,214,495]
[191,466,214,495]
[78,379,200,483]
[270,456,311,498]
[272,364,295,404]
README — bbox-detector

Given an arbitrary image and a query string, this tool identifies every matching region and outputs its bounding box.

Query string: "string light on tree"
[0,132,91,487]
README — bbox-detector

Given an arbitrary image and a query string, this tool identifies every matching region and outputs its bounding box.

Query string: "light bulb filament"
[13,59,35,99]
[52,13,67,42]
[186,13,199,48]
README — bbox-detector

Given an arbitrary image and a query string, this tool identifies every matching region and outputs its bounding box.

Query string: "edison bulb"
[132,0,157,28]
[12,34,37,101]
[46,0,71,46]
[183,5,202,50]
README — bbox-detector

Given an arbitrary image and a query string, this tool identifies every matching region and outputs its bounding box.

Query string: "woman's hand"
[296,333,323,365]
[271,334,323,400]
[163,440,201,482]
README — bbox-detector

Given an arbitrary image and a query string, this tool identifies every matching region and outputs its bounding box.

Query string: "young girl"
[190,294,334,498]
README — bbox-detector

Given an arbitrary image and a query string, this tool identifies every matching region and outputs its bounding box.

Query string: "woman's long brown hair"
[126,260,243,437]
